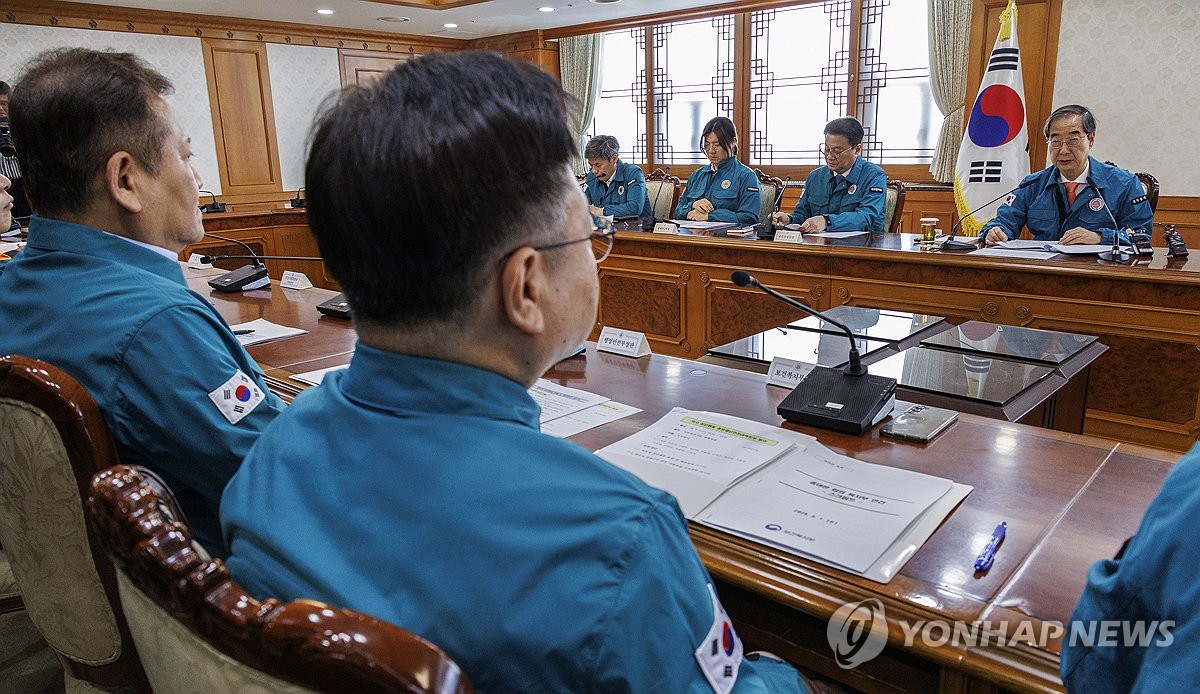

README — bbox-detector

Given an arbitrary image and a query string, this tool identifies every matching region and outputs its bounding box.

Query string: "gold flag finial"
[998,0,1017,42]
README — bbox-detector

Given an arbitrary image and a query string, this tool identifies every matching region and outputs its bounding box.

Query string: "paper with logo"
[528,379,609,424]
[596,408,807,516]
[698,440,962,574]
[207,370,266,424]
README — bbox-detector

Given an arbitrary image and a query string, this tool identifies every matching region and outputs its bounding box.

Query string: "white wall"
[0,24,343,196]
[1054,0,1200,195]
[266,43,342,194]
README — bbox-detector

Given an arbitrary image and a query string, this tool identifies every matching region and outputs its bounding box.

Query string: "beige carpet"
[0,610,63,694]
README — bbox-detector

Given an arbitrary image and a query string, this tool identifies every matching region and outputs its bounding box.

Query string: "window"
[584,0,938,177]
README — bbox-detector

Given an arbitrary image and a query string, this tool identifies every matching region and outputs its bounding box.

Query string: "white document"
[970,247,1058,260]
[597,408,807,517]
[698,441,955,574]
[0,241,22,254]
[995,239,1131,255]
[529,379,609,424]
[289,364,349,386]
[806,231,870,238]
[541,400,642,438]
[1050,243,1130,255]
[995,239,1052,250]
[231,318,307,346]
[670,219,737,230]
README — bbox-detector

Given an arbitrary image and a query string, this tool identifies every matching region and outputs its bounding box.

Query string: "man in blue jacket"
[582,134,650,219]
[0,49,283,556]
[222,52,808,693]
[773,117,888,233]
[982,105,1153,246]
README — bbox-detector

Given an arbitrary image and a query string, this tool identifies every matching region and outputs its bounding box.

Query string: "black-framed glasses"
[532,214,616,264]
[819,143,855,158]
[1048,136,1088,149]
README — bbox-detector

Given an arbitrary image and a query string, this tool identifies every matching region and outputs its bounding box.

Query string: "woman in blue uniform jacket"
[673,116,762,225]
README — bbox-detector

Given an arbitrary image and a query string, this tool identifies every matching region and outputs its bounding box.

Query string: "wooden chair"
[87,464,475,694]
[752,168,786,225]
[0,354,150,691]
[885,179,907,233]
[1105,161,1159,214]
[645,167,681,220]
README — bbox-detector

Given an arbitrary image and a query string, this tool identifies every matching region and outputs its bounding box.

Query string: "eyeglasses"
[701,140,725,152]
[819,144,854,158]
[532,214,616,264]
[1048,136,1088,149]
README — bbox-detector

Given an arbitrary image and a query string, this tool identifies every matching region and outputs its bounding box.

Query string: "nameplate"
[280,271,314,290]
[597,326,651,357]
[187,253,212,269]
[766,357,816,389]
[653,221,680,235]
[773,229,804,244]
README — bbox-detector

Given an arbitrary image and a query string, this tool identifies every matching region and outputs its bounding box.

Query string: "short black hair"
[824,117,865,147]
[11,48,173,217]
[701,116,738,157]
[585,135,619,160]
[305,51,578,328]
[1044,104,1096,138]
[0,81,10,96]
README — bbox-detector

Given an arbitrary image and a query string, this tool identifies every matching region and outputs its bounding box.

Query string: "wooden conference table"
[187,268,1176,694]
[593,228,1200,453]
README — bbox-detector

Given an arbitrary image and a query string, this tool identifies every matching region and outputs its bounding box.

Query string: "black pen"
[233,329,255,335]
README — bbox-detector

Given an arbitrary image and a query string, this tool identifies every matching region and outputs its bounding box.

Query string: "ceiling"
[66,0,723,39]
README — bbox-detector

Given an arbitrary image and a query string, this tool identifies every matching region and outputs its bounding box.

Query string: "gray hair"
[1044,104,1096,137]
[584,134,620,160]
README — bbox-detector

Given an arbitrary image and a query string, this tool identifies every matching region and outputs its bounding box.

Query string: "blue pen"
[974,522,1007,572]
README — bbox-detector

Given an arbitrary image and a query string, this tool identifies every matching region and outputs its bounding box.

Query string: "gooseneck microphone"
[199,254,321,263]
[198,190,226,214]
[943,175,1041,250]
[731,270,896,434]
[202,233,269,292]
[1088,176,1129,262]
[290,187,306,209]
[642,167,675,231]
[731,270,865,376]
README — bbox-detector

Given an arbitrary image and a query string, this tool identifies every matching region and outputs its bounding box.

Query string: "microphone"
[642,167,676,232]
[731,270,896,434]
[290,187,306,209]
[1088,175,1130,262]
[943,175,1040,250]
[201,233,269,292]
[198,190,226,214]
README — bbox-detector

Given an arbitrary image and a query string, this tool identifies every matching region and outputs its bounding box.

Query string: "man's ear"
[499,246,546,336]
[104,150,144,214]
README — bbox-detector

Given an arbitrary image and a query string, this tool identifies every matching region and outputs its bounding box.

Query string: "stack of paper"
[530,380,641,437]
[598,408,971,583]
[231,318,307,346]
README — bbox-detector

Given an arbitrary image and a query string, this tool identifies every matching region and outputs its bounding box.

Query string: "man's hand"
[984,228,1009,246]
[799,215,827,233]
[589,204,605,217]
[771,211,792,226]
[1059,227,1101,245]
[692,198,714,214]
[686,209,709,221]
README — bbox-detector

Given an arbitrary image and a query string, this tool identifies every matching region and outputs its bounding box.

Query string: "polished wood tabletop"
[189,270,1173,693]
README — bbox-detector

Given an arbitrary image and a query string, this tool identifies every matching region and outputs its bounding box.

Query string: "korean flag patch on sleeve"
[694,583,743,694]
[208,370,266,424]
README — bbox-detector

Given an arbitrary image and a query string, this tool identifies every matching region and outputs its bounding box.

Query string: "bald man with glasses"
[982,104,1153,246]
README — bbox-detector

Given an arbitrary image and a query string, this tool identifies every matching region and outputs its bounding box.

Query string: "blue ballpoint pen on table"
[974,522,1007,572]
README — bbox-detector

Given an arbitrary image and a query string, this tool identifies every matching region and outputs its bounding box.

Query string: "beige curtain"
[927,0,972,182]
[559,34,603,174]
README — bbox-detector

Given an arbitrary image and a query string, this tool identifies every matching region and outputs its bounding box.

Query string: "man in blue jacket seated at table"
[1060,441,1200,692]
[0,48,283,557]
[773,117,887,233]
[982,104,1153,246]
[582,134,650,220]
[221,51,808,693]
[674,116,762,225]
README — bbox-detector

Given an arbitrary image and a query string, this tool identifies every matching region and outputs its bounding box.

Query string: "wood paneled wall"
[202,39,283,195]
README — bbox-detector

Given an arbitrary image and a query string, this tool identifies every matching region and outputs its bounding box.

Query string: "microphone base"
[1098,249,1133,262]
[939,238,980,251]
[199,202,227,214]
[777,366,897,435]
[208,264,270,292]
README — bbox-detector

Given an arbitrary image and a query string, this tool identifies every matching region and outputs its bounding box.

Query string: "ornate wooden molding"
[367,0,490,8]
[3,0,466,53]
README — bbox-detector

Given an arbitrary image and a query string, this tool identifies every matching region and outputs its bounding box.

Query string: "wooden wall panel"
[202,38,283,195]
[339,50,413,86]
